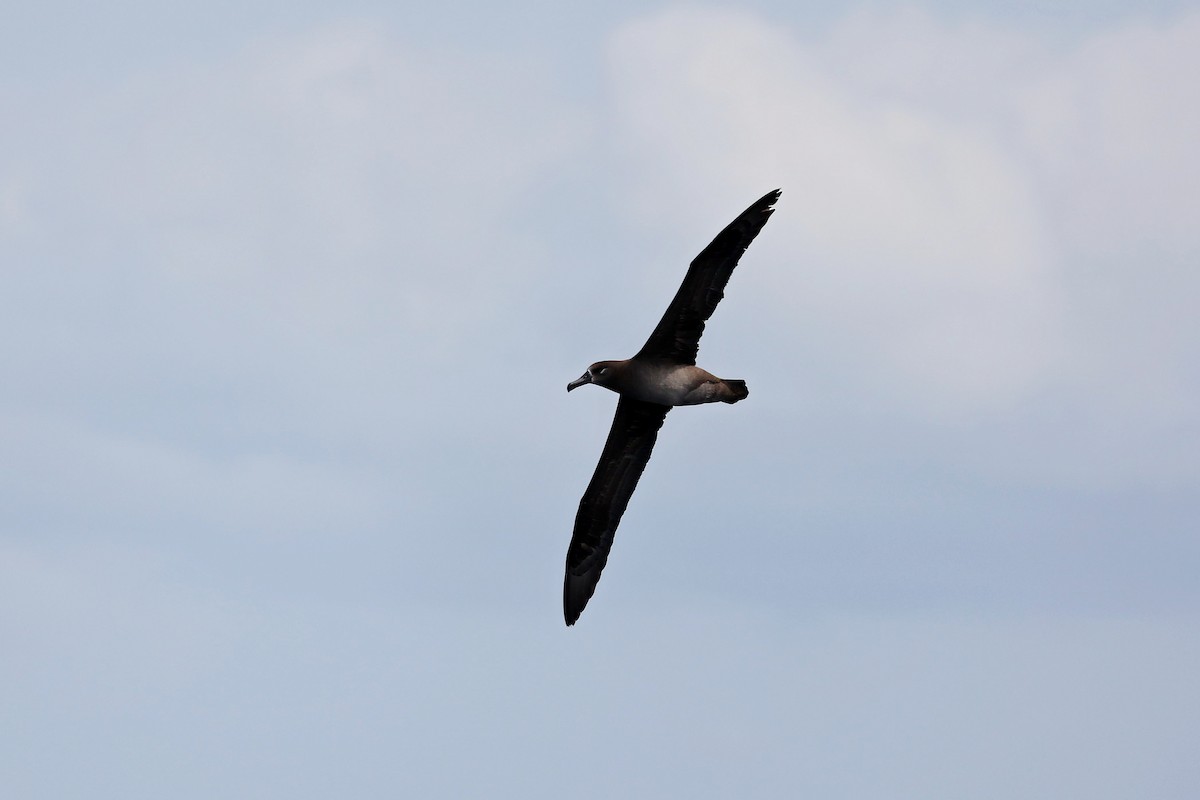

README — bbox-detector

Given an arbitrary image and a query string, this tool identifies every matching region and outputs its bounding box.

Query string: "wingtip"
[563,601,583,626]
[563,579,591,626]
[746,188,781,218]
[733,188,781,233]
[564,590,581,625]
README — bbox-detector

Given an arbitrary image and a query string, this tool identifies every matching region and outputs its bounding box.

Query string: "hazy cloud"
[1,5,1197,798]
[605,8,1200,434]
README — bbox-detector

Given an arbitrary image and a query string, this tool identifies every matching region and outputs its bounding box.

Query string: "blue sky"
[3,1,1199,797]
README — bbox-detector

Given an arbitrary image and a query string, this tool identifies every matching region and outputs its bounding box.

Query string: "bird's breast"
[620,363,720,406]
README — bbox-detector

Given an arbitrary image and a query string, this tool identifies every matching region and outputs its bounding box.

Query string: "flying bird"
[563,189,781,625]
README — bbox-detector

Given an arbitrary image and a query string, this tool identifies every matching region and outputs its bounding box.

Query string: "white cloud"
[0,19,597,480]
[0,179,30,238]
[0,7,1196,797]
[4,21,586,354]
[1015,14,1200,257]
[604,7,1200,431]
[0,21,603,565]
[0,408,391,541]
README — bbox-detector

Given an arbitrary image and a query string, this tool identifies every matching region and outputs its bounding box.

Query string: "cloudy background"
[3,1,1198,796]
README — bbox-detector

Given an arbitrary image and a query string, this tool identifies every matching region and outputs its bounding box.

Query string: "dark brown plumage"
[564,189,780,626]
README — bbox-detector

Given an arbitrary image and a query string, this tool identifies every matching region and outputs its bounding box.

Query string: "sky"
[2,1,1199,797]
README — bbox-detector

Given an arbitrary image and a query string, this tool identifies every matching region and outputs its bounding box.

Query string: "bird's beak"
[567,372,591,392]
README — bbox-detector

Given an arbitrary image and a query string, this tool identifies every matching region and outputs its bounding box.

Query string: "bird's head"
[567,361,621,393]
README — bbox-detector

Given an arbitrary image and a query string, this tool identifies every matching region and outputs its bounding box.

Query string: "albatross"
[563,189,781,625]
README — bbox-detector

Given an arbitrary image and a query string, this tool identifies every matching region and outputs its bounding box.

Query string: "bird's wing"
[634,189,780,365]
[564,397,671,625]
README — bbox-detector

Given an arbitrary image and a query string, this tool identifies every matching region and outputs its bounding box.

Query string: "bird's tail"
[720,379,749,403]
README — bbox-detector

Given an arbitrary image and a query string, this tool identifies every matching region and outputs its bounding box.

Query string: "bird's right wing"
[564,397,671,625]
[634,189,780,365]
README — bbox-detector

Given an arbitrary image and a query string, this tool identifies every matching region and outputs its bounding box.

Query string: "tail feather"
[721,379,749,403]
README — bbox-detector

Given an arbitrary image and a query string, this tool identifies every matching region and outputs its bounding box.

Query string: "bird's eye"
[596,367,607,375]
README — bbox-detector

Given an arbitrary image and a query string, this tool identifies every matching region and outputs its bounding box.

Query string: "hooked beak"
[567,372,591,392]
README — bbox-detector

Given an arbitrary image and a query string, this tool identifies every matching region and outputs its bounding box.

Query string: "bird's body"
[569,359,748,406]
[563,189,780,625]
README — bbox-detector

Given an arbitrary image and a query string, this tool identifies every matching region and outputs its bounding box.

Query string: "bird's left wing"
[564,397,671,625]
